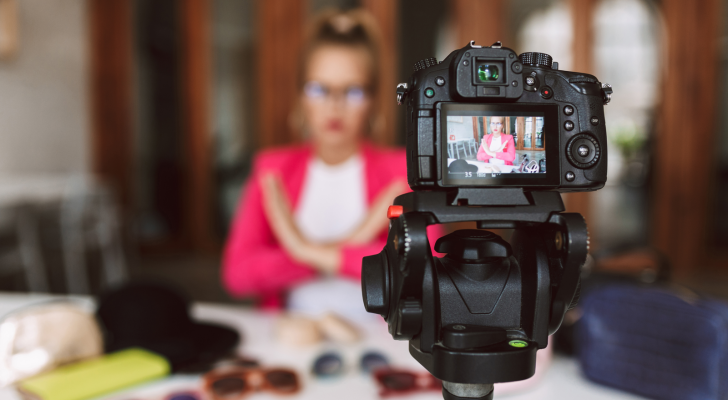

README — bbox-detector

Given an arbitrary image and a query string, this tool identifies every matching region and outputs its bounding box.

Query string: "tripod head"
[362,188,588,399]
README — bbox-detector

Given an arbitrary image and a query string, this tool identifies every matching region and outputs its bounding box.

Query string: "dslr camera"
[362,41,612,400]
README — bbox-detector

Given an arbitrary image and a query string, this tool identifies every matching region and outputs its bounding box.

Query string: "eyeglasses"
[373,369,441,397]
[303,81,368,106]
[203,367,300,400]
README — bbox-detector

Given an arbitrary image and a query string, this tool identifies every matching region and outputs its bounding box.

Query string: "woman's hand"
[345,179,408,245]
[260,173,341,274]
[481,139,495,158]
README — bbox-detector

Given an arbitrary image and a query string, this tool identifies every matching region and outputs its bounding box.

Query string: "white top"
[290,154,369,319]
[489,135,503,152]
[488,135,506,165]
[294,154,367,244]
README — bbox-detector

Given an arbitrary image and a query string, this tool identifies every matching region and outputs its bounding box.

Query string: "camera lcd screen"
[440,104,560,187]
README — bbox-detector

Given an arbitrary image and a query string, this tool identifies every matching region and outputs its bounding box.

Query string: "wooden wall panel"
[0,0,19,59]
[89,0,133,208]
[180,0,216,251]
[257,0,307,148]
[453,0,507,47]
[653,0,723,276]
[362,0,398,146]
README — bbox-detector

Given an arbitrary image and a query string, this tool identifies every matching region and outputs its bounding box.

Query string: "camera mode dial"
[518,52,553,69]
[566,133,601,169]
[414,57,438,72]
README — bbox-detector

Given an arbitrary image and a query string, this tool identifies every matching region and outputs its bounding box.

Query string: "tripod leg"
[442,382,494,400]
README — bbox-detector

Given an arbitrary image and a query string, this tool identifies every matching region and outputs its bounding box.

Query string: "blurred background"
[0,0,725,302]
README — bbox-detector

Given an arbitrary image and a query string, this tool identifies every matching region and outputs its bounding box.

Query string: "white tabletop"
[0,175,75,207]
[0,293,645,400]
[447,158,517,174]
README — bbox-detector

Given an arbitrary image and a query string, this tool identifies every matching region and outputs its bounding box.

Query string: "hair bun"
[329,14,357,34]
[299,9,382,88]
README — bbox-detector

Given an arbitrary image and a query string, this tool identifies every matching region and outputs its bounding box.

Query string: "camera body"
[400,41,612,192]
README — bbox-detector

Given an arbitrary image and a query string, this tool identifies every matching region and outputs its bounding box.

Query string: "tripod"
[362,188,588,399]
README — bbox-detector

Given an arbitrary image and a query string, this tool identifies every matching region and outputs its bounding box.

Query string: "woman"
[222,10,438,312]
[477,116,516,165]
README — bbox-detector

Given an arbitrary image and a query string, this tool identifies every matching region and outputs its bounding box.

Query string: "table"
[447,158,518,174]
[0,293,646,400]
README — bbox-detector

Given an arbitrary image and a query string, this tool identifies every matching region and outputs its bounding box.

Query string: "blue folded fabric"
[577,285,728,400]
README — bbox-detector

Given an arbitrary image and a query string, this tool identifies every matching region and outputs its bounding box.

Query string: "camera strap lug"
[396,83,408,105]
[600,82,613,104]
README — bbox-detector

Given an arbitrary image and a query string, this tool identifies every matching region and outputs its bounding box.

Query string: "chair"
[466,139,478,157]
[0,204,49,292]
[457,141,469,159]
[61,177,127,294]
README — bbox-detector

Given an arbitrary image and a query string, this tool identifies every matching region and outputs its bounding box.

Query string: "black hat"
[96,281,240,372]
[448,159,478,173]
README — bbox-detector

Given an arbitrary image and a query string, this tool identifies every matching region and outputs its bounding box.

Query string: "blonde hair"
[298,9,382,93]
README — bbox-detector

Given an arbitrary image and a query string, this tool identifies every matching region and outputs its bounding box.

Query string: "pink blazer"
[476,134,516,165]
[222,142,441,308]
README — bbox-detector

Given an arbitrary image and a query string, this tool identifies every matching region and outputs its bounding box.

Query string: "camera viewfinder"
[477,64,500,82]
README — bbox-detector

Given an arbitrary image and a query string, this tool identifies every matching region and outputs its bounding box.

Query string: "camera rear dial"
[566,133,601,169]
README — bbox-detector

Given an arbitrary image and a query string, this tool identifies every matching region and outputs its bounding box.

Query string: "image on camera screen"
[445,113,547,183]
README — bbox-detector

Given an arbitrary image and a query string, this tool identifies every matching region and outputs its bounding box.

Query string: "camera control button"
[524,75,539,92]
[425,88,435,98]
[387,205,403,220]
[564,121,574,131]
[511,80,518,87]
[435,76,446,86]
[565,171,576,182]
[511,61,523,74]
[540,86,553,99]
[564,105,574,116]
[578,145,590,157]
[463,60,469,66]
[590,116,599,126]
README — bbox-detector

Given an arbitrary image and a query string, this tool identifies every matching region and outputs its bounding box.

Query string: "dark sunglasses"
[165,392,201,400]
[373,369,442,397]
[203,367,300,400]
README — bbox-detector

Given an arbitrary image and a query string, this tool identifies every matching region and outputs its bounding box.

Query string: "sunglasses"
[203,367,300,400]
[165,392,201,400]
[373,369,442,397]
[312,350,389,378]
